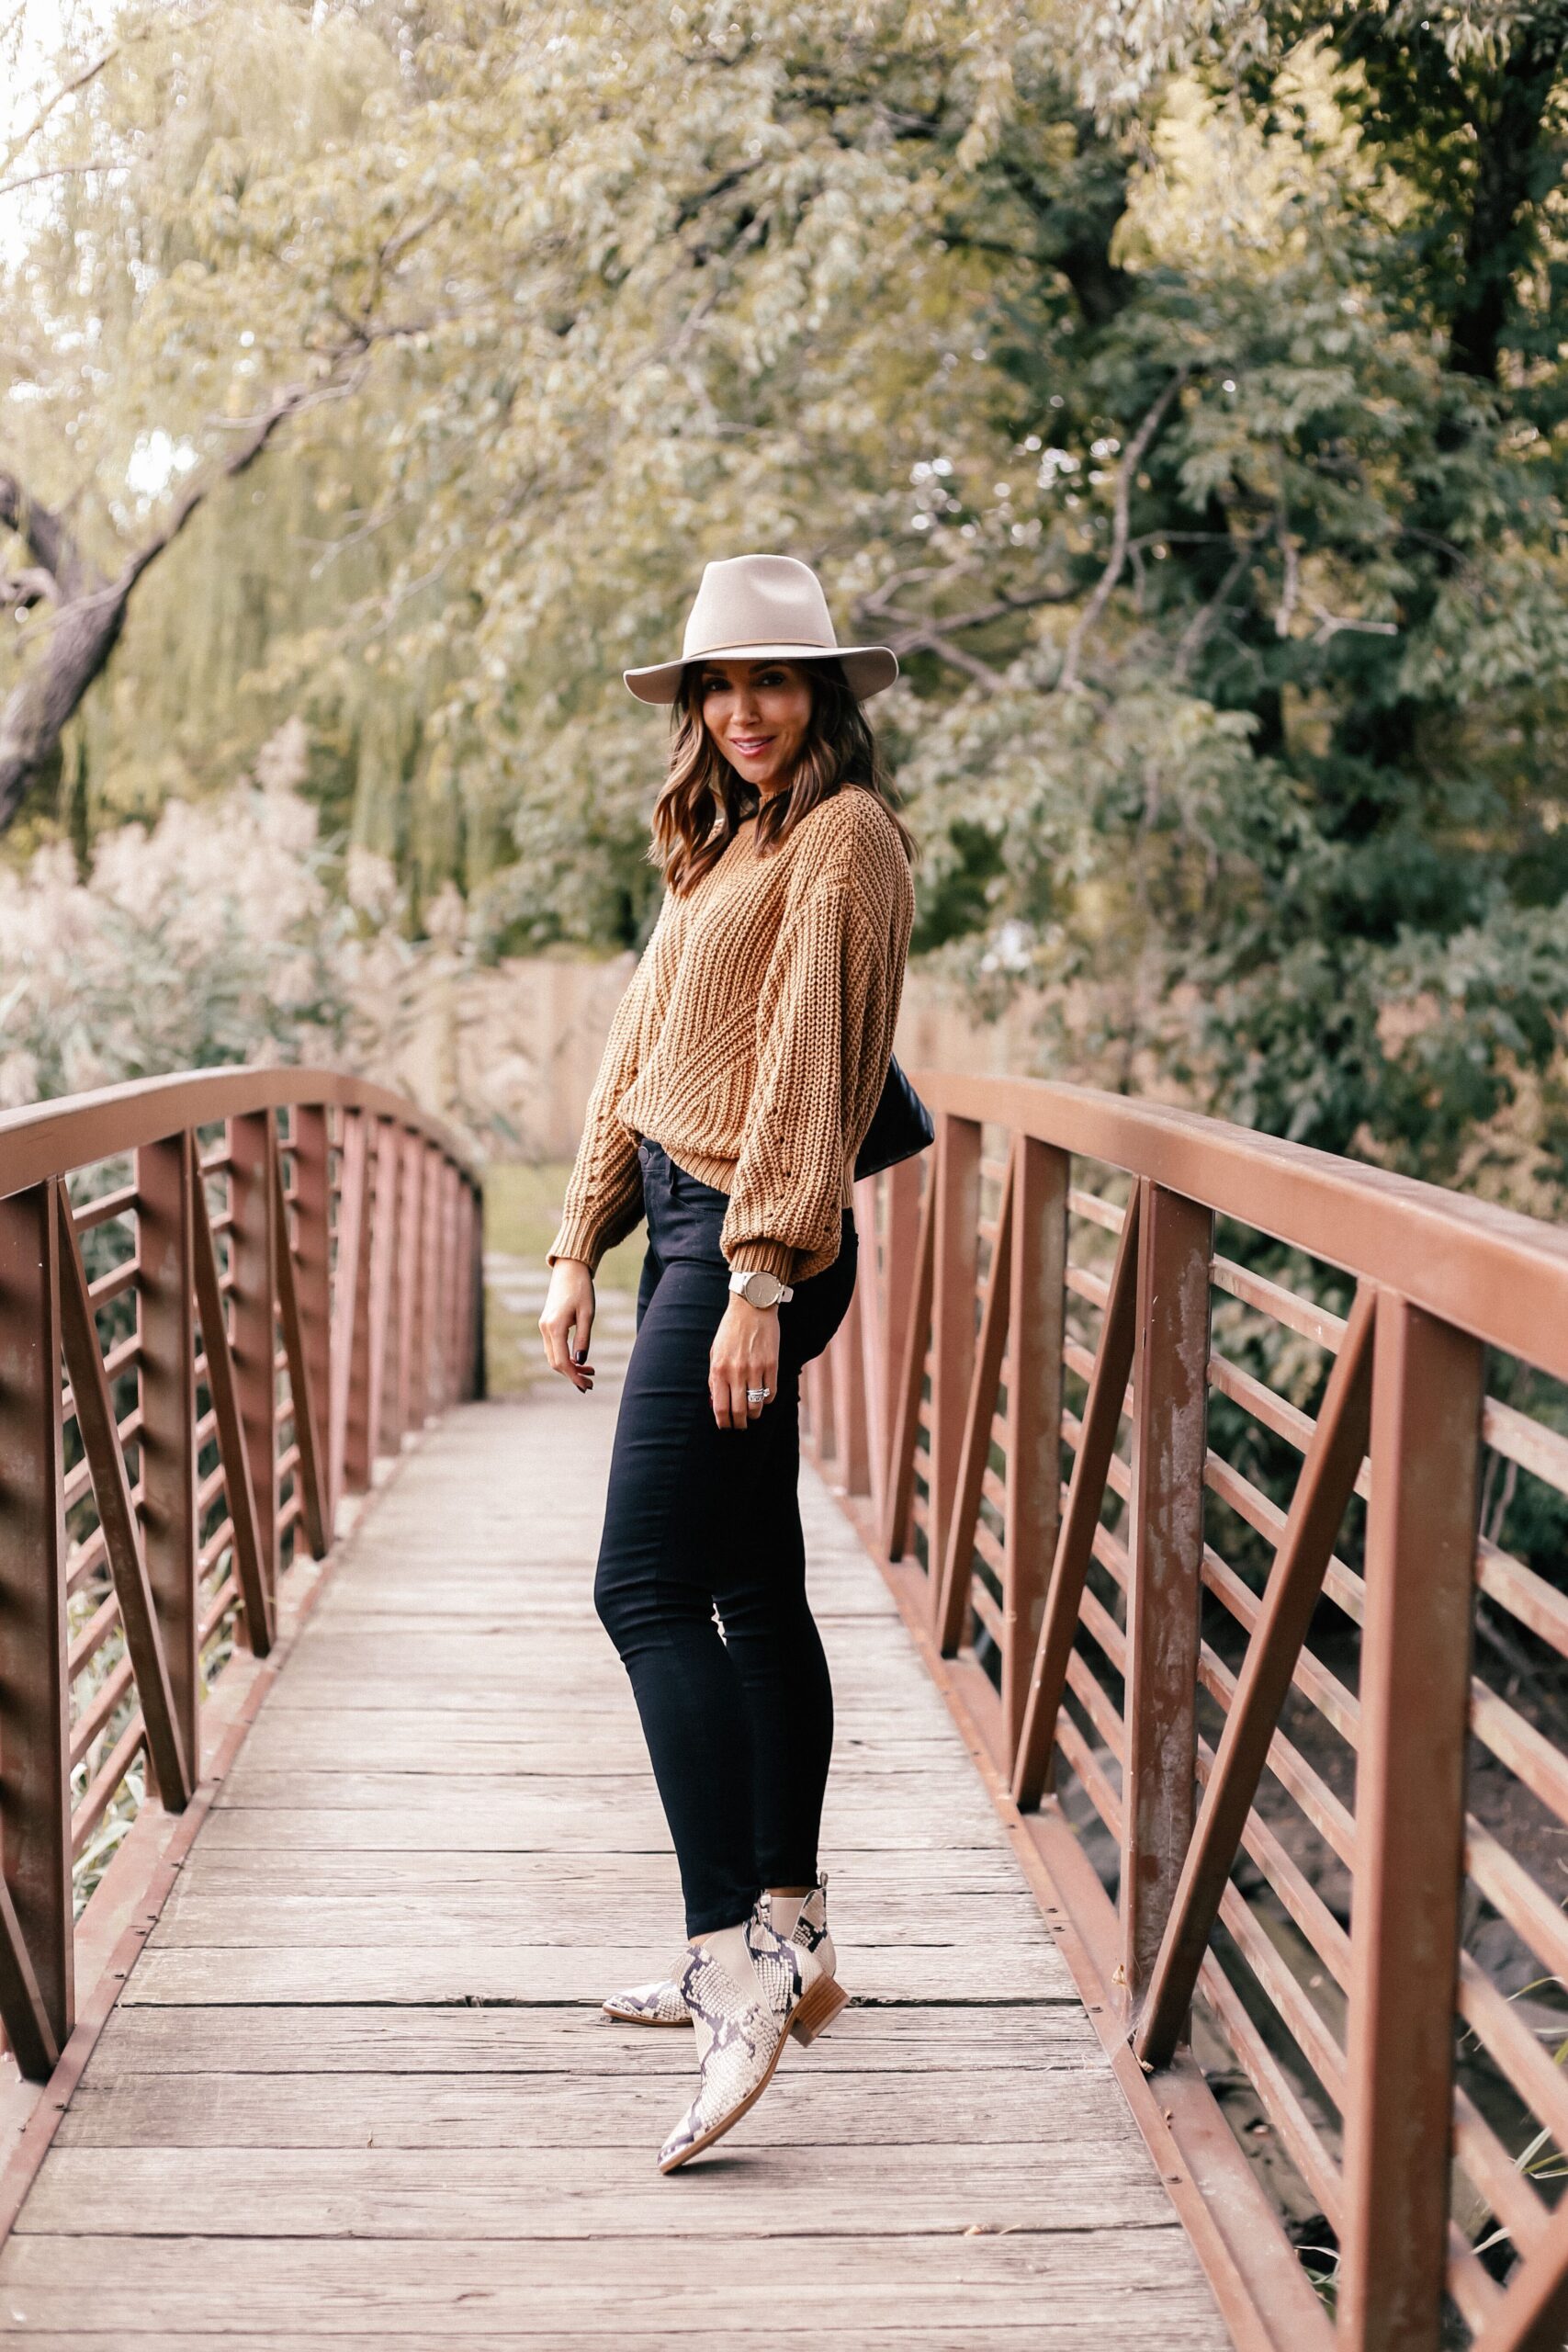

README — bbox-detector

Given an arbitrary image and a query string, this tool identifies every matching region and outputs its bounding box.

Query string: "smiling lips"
[730,736,774,757]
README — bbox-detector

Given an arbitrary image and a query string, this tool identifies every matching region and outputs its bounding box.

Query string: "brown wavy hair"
[648,657,918,896]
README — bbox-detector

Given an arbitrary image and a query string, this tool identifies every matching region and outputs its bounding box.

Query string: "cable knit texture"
[546,786,915,1286]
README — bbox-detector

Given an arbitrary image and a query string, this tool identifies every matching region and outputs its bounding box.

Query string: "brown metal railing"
[0,1069,482,2086]
[806,1071,1568,2352]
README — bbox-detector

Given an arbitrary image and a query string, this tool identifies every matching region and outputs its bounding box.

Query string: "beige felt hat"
[624,553,899,705]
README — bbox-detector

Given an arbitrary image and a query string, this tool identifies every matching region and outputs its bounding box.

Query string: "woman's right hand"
[539,1260,596,1392]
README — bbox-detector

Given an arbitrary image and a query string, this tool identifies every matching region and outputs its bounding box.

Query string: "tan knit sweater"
[547,786,915,1286]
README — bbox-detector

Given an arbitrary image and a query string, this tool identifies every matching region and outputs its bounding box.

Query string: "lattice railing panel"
[806,1073,1568,2352]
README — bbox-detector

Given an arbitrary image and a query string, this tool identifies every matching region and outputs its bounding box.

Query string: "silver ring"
[746,1386,769,1404]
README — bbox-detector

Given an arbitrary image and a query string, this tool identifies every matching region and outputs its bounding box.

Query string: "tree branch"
[0,344,383,830]
[1175,524,1267,681]
[0,155,122,201]
[2,4,215,178]
[1056,367,1190,692]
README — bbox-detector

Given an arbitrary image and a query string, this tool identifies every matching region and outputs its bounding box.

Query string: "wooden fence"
[806,1071,1568,2352]
[0,1070,482,2092]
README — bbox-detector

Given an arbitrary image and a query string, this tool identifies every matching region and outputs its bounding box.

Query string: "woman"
[538,553,917,2173]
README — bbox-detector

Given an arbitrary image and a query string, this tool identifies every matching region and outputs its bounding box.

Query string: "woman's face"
[695,658,814,797]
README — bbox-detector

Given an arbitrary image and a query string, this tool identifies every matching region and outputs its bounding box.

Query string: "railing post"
[420,1143,445,1414]
[0,1182,72,2074]
[883,1159,935,1563]
[229,1111,279,1606]
[393,1129,423,1446]
[438,1159,460,1410]
[364,1117,399,1476]
[400,1133,429,1436]
[1121,1181,1213,2007]
[929,1112,982,1610]
[136,1136,199,1781]
[852,1174,890,1532]
[1003,1138,1067,1761]
[453,1176,471,1407]
[1338,1296,1483,2352]
[807,1355,835,1464]
[879,1157,921,1509]
[189,1136,273,1657]
[270,1142,329,1563]
[935,1141,1015,1657]
[469,1185,486,1401]
[829,1283,871,1495]
[330,1110,375,1502]
[455,1169,478,1405]
[288,1106,334,1533]
[465,1180,486,1402]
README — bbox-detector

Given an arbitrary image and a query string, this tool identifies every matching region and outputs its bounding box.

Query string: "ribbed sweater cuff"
[724,1237,796,1283]
[546,1211,604,1274]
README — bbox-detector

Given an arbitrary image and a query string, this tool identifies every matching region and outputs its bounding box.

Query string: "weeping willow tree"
[3,0,1565,1200]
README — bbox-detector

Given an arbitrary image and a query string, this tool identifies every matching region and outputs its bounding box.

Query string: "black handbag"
[853,1052,935,1183]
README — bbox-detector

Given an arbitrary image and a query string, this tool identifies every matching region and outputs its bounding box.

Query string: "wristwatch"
[728,1266,795,1309]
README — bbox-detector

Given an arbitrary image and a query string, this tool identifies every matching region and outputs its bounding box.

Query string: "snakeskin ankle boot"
[602,1871,837,2028]
[656,1894,847,2173]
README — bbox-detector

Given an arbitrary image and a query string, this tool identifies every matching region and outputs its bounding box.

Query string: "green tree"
[2,0,1563,1198]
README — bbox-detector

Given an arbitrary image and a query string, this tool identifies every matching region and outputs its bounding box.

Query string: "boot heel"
[790,1972,848,2046]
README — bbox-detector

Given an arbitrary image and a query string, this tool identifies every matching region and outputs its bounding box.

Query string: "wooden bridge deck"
[0,1344,1228,2346]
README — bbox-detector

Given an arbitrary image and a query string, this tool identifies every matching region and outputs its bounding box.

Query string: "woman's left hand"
[709,1298,782,1430]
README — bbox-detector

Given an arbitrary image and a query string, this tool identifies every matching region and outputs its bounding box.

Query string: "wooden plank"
[17,2141,1180,2239]
[148,1883,1053,1948]
[0,2233,1224,2339]
[225,1723,980,1774]
[149,1845,1029,1898]
[0,1376,1227,2347]
[0,2333,1167,2350]
[55,2067,1117,2150]
[86,1996,1113,2075]
[202,1770,1010,1844]
[118,1939,1068,2008]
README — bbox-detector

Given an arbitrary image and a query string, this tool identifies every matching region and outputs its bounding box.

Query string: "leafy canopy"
[2,0,1564,1198]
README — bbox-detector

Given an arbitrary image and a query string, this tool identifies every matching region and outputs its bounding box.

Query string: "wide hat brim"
[623,640,899,706]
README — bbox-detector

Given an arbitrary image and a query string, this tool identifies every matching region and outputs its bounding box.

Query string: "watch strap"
[728,1266,794,1305]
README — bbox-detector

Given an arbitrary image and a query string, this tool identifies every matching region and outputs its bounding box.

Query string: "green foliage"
[2,0,1563,1203]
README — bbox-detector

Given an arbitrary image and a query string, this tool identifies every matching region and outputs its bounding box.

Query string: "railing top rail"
[0,1065,479,1196]
[912,1069,1568,1382]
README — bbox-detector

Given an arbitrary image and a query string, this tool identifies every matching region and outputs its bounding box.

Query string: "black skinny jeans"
[593,1136,859,1937]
